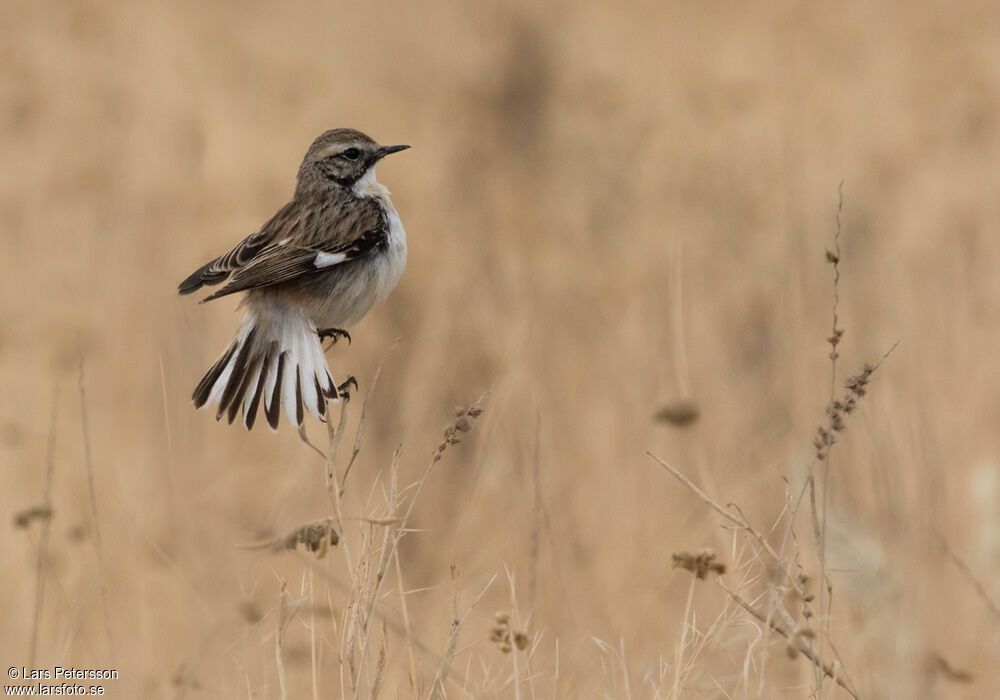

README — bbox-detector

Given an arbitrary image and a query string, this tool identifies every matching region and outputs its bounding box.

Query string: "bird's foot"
[317,327,351,345]
[336,376,359,402]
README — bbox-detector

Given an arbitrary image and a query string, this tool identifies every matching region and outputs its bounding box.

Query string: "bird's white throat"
[352,167,386,198]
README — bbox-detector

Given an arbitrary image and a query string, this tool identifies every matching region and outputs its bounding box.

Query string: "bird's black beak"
[377,144,410,159]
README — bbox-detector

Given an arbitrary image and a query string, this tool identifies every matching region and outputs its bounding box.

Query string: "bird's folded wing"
[178,191,386,300]
[199,233,385,301]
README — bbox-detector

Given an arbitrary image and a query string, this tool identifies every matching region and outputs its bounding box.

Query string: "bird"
[178,128,409,430]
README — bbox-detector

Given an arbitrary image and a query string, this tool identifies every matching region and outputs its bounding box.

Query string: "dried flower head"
[13,505,53,529]
[812,350,895,460]
[237,518,339,559]
[672,550,726,580]
[489,610,529,653]
[433,403,485,463]
[654,399,700,427]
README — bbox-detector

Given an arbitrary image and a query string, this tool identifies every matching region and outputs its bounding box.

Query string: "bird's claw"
[318,328,351,345]
[336,376,359,402]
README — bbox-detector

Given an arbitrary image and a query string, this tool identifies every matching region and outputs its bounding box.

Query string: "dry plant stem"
[504,566,537,700]
[77,355,113,655]
[672,238,691,398]
[358,397,486,695]
[935,529,1000,622]
[275,581,289,700]
[646,452,804,597]
[293,551,471,689]
[670,576,697,700]
[298,425,327,460]
[309,568,320,700]
[760,475,817,693]
[817,182,845,690]
[350,448,401,696]
[717,581,858,699]
[377,395,487,589]
[393,549,419,695]
[30,385,59,667]
[427,566,461,700]
[325,399,355,580]
[342,338,399,491]
[528,413,542,611]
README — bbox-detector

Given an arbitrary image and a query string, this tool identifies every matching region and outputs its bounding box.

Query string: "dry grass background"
[3,0,1000,697]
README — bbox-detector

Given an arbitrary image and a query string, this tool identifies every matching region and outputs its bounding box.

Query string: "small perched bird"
[179,128,409,430]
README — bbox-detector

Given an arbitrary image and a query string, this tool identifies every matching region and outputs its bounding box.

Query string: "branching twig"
[646,452,805,597]
[717,581,858,699]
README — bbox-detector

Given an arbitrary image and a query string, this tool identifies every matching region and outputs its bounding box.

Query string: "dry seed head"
[433,403,485,463]
[13,505,53,529]
[282,519,339,558]
[672,550,726,580]
[653,399,700,427]
[489,610,528,654]
[238,518,340,558]
[239,601,263,624]
[814,354,892,455]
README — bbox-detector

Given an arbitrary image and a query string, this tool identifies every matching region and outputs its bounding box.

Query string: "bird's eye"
[341,148,361,161]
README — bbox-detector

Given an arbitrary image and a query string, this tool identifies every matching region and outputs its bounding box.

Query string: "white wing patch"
[314,251,347,268]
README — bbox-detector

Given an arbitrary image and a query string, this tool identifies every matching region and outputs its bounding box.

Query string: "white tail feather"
[192,305,338,430]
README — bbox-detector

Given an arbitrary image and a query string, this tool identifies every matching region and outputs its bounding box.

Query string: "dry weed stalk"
[312,382,487,697]
[814,187,846,690]
[934,529,1000,623]
[27,385,59,668]
[649,343,890,698]
[717,580,858,698]
[646,453,805,598]
[669,549,858,698]
[77,355,113,655]
[806,186,898,694]
[427,568,497,700]
[275,578,291,700]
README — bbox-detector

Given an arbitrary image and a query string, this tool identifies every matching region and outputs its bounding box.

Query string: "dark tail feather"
[265,352,287,430]
[191,309,336,431]
[193,341,237,408]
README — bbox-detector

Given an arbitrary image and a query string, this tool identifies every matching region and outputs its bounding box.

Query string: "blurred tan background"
[2,0,1000,697]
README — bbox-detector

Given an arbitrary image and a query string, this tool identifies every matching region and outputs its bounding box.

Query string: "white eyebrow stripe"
[314,251,347,268]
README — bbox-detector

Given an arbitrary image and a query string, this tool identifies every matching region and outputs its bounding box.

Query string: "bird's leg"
[336,376,359,403]
[317,328,351,345]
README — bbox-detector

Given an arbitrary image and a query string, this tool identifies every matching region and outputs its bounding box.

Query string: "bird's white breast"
[354,167,407,304]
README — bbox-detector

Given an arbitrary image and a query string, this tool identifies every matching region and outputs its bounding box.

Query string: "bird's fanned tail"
[192,306,337,430]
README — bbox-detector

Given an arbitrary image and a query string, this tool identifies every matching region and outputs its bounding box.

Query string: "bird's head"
[297,128,409,192]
